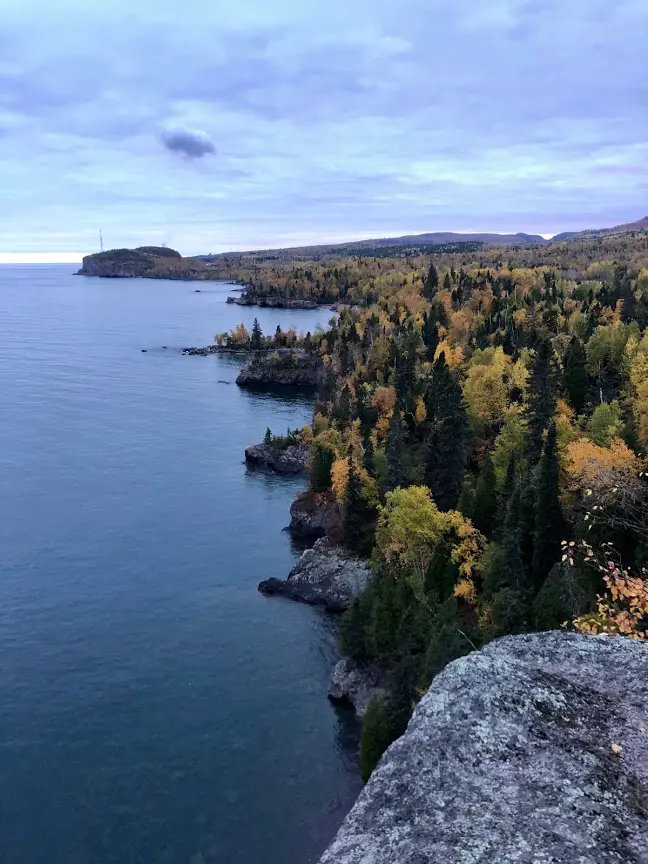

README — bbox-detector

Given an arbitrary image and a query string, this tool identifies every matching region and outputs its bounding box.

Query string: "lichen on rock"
[319,632,648,864]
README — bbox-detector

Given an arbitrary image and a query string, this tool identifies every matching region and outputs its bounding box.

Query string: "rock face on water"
[319,632,648,864]
[328,659,387,717]
[227,293,318,309]
[244,443,310,475]
[236,352,322,388]
[289,491,340,538]
[258,537,371,612]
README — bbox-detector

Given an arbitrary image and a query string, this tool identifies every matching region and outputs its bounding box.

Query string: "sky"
[0,0,646,261]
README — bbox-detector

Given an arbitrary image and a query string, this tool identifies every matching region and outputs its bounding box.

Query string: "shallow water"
[0,266,360,864]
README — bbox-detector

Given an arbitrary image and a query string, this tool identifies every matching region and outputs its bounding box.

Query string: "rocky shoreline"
[227,293,319,310]
[244,442,310,475]
[236,352,323,388]
[259,536,371,613]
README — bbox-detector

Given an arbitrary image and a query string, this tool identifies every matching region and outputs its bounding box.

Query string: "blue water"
[0,266,360,864]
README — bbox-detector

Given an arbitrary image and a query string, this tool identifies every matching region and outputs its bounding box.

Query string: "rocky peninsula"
[319,632,648,864]
[259,537,371,612]
[235,351,323,388]
[76,246,210,279]
[227,293,318,310]
[244,442,310,475]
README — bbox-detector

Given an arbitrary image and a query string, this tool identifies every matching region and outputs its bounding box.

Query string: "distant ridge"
[553,215,648,241]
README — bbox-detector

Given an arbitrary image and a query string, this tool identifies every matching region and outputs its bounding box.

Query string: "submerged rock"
[244,443,310,475]
[289,491,340,539]
[328,659,387,717]
[319,632,648,864]
[258,537,371,612]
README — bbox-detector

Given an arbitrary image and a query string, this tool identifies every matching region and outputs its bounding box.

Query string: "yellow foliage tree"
[375,486,484,600]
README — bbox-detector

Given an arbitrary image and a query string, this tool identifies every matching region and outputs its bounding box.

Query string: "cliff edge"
[319,632,648,864]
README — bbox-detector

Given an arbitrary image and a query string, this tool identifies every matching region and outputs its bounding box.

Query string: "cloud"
[160,128,216,159]
[0,0,646,253]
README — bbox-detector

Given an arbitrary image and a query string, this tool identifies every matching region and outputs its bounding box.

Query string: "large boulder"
[244,443,310,475]
[289,491,340,538]
[319,632,648,864]
[258,537,371,612]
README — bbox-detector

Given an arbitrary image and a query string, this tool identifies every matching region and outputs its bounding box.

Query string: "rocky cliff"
[259,537,371,612]
[235,352,322,388]
[319,632,648,864]
[244,442,310,475]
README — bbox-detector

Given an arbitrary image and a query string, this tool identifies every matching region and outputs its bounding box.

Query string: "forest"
[245,230,648,780]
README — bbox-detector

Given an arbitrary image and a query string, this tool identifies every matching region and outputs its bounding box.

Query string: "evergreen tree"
[620,272,636,324]
[359,697,392,782]
[424,353,469,511]
[471,456,497,537]
[421,311,439,363]
[524,337,557,464]
[342,451,370,552]
[563,335,588,414]
[501,484,527,591]
[532,422,565,590]
[251,317,263,350]
[443,272,452,292]
[264,427,272,446]
[423,597,471,681]
[310,443,334,493]
[384,410,408,493]
[423,262,439,301]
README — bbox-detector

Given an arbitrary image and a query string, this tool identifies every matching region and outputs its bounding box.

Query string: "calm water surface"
[0,266,361,864]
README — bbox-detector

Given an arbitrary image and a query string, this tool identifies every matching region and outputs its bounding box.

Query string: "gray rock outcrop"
[289,491,340,538]
[244,443,310,475]
[258,537,371,612]
[319,632,648,864]
[236,352,322,388]
[328,659,387,717]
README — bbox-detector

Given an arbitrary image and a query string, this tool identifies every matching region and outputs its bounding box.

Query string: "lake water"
[0,266,361,864]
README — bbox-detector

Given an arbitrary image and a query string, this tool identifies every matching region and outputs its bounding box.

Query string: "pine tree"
[524,337,557,464]
[443,272,452,292]
[424,353,469,511]
[532,422,565,590]
[251,317,263,350]
[471,456,497,537]
[264,427,272,446]
[563,335,588,414]
[423,263,439,301]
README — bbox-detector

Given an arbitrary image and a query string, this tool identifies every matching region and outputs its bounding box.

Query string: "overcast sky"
[1,0,646,258]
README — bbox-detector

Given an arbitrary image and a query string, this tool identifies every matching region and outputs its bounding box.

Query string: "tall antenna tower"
[99,230,104,253]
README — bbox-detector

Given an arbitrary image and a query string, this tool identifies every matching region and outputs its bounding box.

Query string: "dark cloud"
[160,128,216,159]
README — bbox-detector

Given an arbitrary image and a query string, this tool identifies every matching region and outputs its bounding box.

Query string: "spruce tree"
[359,697,392,782]
[424,353,469,511]
[421,311,439,363]
[311,443,334,493]
[471,456,497,537]
[251,317,263,351]
[423,262,439,301]
[524,337,557,464]
[342,451,371,553]
[532,422,565,590]
[563,335,588,414]
[384,410,408,493]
